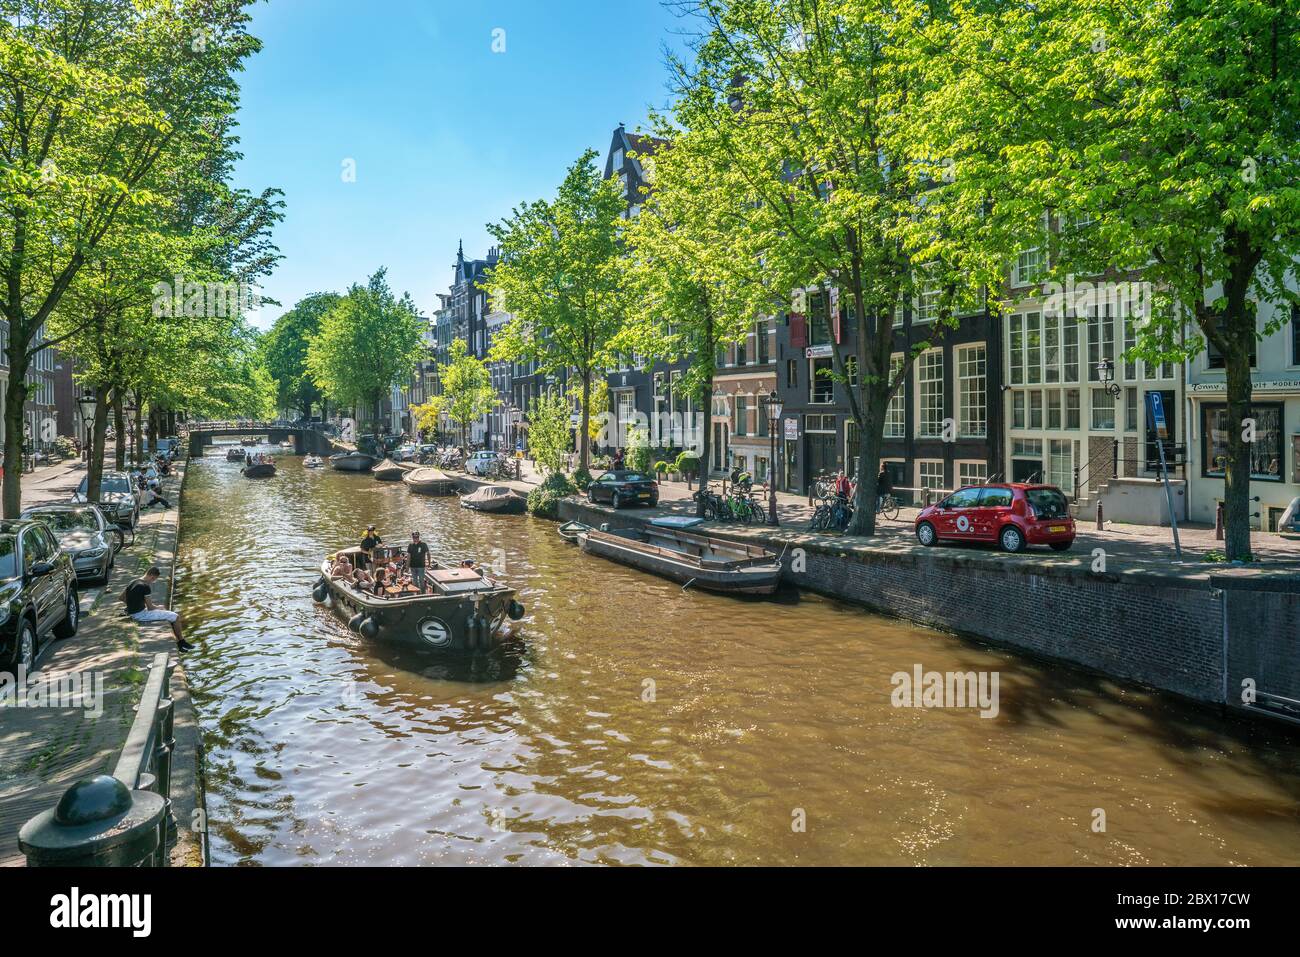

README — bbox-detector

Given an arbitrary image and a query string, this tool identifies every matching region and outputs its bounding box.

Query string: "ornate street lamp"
[76,386,97,461]
[1096,358,1121,398]
[760,390,783,526]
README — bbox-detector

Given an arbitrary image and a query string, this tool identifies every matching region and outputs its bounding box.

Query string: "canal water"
[177,448,1300,865]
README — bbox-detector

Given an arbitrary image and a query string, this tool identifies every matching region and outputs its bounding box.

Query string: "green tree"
[905,0,1300,560]
[0,0,263,515]
[487,150,627,470]
[428,339,496,452]
[527,388,573,477]
[262,293,339,418]
[307,269,425,448]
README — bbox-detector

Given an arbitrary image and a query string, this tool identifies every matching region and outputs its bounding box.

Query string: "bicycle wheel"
[881,496,899,521]
[702,500,718,521]
[737,500,754,525]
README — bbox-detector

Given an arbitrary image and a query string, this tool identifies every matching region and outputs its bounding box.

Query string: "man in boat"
[358,525,382,569]
[407,531,429,592]
[329,554,355,580]
[123,566,192,652]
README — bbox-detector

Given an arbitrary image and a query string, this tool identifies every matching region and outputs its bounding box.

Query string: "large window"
[757,318,770,364]
[917,459,945,491]
[1013,248,1045,287]
[885,354,906,438]
[1090,388,1116,430]
[1087,306,1115,381]
[1049,439,1073,491]
[958,461,987,487]
[917,349,944,438]
[1202,403,1284,481]
[811,357,834,403]
[734,395,748,437]
[958,345,986,438]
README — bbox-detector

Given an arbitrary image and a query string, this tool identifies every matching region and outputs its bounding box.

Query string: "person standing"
[358,524,382,570]
[876,465,893,511]
[612,447,625,470]
[123,567,192,652]
[407,531,430,592]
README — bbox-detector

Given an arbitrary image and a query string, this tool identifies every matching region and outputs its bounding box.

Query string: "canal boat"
[372,458,406,482]
[573,522,783,595]
[402,467,456,495]
[303,454,325,468]
[328,451,378,472]
[226,447,248,462]
[459,484,525,514]
[313,544,525,653]
[241,438,257,447]
[242,462,277,479]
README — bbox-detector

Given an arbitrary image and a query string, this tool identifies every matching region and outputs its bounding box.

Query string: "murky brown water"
[177,448,1300,865]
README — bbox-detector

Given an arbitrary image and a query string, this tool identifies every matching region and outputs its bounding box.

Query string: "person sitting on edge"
[408,531,429,592]
[143,477,170,510]
[123,566,192,652]
[329,555,354,580]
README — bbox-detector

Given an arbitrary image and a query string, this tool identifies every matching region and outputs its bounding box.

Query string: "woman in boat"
[329,555,355,581]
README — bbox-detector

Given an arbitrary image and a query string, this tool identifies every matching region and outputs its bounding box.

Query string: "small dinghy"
[403,467,456,495]
[328,451,378,472]
[226,447,247,462]
[242,462,277,479]
[241,438,257,447]
[459,484,525,514]
[576,524,783,595]
[557,520,588,542]
[303,455,324,468]
[313,544,525,654]
[372,458,406,482]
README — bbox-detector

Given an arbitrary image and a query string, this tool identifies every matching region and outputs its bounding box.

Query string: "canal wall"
[555,498,1300,723]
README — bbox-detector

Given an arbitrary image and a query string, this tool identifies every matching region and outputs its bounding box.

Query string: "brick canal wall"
[556,498,1300,719]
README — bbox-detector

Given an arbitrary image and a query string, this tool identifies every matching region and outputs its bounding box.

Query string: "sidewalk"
[0,462,202,866]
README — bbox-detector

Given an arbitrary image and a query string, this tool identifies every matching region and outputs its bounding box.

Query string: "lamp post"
[76,387,97,462]
[760,390,783,526]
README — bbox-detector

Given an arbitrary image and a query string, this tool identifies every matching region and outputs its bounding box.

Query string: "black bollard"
[20,774,167,867]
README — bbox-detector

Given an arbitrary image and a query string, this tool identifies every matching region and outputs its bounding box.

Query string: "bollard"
[1095,501,1104,530]
[20,774,166,867]
[1215,501,1224,540]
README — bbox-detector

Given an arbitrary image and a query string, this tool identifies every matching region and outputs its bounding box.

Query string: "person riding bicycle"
[876,465,892,510]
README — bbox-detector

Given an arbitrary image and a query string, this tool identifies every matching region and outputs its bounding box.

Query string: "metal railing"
[19,652,178,867]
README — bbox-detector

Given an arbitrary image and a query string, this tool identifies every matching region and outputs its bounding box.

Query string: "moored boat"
[459,484,525,514]
[241,438,257,447]
[372,458,406,481]
[574,523,783,595]
[312,544,525,653]
[328,451,378,472]
[303,454,325,468]
[242,462,277,478]
[402,467,456,495]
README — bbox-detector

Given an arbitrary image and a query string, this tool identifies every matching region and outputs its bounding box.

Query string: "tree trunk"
[132,392,144,464]
[1222,333,1255,561]
[1,370,29,518]
[846,418,881,536]
[578,369,591,471]
[113,392,125,470]
[87,384,112,502]
[696,378,712,517]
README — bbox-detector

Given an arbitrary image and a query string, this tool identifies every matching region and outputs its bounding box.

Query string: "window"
[1025,313,1042,384]
[1065,389,1081,430]
[757,318,770,363]
[1047,389,1061,430]
[755,456,769,482]
[917,460,945,491]
[1123,317,1137,381]
[1048,440,1073,491]
[786,359,798,389]
[885,355,906,438]
[845,355,858,388]
[1012,391,1025,430]
[944,487,982,507]
[958,461,987,487]
[1009,314,1024,385]
[1090,388,1115,430]
[1029,390,1043,429]
[1013,248,1046,287]
[1044,315,1059,383]
[1063,318,1080,381]
[734,395,748,437]
[736,335,747,366]
[979,486,1013,507]
[811,357,834,403]
[1012,438,1042,456]
[808,291,831,346]
[611,148,623,170]
[917,350,944,438]
[1125,387,1138,432]
[1202,403,1283,481]
[1087,306,1115,381]
[915,281,941,323]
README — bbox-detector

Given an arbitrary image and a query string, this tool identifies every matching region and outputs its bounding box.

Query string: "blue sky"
[234,0,689,328]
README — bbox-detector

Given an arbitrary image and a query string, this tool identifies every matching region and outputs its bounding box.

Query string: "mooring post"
[1096,501,1104,531]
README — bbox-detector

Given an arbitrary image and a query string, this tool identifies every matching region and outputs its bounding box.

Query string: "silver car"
[71,471,141,529]
[20,504,123,584]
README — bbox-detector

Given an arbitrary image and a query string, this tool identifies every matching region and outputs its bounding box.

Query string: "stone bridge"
[185,422,338,457]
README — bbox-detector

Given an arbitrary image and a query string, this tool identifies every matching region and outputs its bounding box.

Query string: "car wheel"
[1000,526,1025,553]
[14,619,35,672]
[916,521,938,547]
[611,492,623,509]
[1050,540,1073,552]
[54,588,79,638]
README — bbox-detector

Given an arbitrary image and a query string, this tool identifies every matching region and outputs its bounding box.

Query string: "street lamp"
[760,390,783,526]
[1096,358,1121,398]
[76,386,97,461]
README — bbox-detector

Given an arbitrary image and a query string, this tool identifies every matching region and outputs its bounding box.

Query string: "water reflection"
[177,445,1300,866]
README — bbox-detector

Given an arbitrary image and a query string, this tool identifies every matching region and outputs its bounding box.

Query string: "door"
[937,486,982,540]
[1012,458,1042,483]
[21,529,56,633]
[806,433,837,488]
[974,486,1014,541]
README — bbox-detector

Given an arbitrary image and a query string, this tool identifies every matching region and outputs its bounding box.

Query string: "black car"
[0,519,80,672]
[587,470,660,509]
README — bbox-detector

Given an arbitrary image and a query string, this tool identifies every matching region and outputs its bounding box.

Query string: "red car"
[914,483,1075,553]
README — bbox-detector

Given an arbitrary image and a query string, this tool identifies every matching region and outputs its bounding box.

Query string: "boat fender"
[468,613,487,648]
[507,600,525,621]
[347,612,365,632]
[312,579,330,603]
[359,616,380,640]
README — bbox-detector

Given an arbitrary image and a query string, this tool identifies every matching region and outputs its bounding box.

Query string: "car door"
[974,486,1014,541]
[21,529,56,633]
[940,487,983,540]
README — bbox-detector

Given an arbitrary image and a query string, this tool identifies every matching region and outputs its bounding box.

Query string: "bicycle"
[876,493,900,522]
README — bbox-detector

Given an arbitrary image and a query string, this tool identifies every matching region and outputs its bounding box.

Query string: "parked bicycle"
[808,493,854,532]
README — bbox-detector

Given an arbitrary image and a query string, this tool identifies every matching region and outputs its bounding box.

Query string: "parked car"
[392,443,419,462]
[0,518,81,671]
[465,450,503,476]
[20,503,124,585]
[70,471,141,529]
[587,470,660,509]
[914,483,1075,553]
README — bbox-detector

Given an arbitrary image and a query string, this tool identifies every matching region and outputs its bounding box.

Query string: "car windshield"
[0,535,17,579]
[28,511,98,532]
[78,476,130,495]
[1026,488,1069,518]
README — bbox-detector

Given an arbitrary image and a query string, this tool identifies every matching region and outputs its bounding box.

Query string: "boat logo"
[417,617,452,648]
[956,515,970,532]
